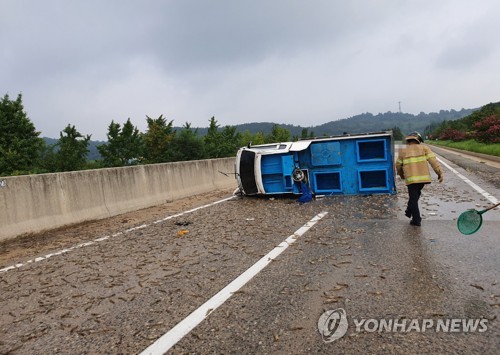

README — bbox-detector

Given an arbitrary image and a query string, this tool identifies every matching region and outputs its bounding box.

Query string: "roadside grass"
[428,139,500,157]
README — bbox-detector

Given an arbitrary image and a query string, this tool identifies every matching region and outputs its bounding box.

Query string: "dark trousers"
[407,183,425,223]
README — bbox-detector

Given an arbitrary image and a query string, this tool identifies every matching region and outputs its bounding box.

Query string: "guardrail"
[0,158,236,242]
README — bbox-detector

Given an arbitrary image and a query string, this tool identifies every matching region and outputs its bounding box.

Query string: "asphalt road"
[0,149,499,354]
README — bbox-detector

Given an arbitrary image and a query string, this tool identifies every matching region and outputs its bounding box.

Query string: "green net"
[457,209,483,235]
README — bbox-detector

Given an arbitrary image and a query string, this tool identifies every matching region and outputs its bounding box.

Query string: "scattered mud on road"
[1,151,498,354]
[0,189,234,268]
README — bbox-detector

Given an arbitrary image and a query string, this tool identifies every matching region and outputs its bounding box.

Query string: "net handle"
[480,202,500,214]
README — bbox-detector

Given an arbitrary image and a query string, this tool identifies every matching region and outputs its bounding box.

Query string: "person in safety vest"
[396,132,444,226]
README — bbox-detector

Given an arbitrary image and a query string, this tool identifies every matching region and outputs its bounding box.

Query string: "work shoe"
[410,220,421,227]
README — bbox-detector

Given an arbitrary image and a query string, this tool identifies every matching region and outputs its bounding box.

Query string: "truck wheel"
[292,168,305,182]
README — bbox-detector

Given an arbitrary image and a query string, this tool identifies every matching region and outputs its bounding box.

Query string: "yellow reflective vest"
[396,144,443,185]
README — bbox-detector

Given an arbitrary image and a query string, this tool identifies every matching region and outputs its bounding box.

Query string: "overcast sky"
[1,0,499,140]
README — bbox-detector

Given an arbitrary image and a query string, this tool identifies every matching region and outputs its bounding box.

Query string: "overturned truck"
[235,131,396,196]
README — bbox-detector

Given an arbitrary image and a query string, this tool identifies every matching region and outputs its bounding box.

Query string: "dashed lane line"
[0,196,236,273]
[139,211,328,355]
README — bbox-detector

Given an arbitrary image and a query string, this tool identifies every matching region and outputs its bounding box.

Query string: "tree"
[38,141,58,173]
[265,124,290,143]
[219,125,241,157]
[0,93,44,176]
[98,121,121,166]
[239,130,254,147]
[252,132,266,145]
[55,124,91,171]
[238,130,267,147]
[98,118,143,167]
[142,115,175,163]
[204,116,222,158]
[171,123,205,161]
[390,126,404,141]
[204,117,241,158]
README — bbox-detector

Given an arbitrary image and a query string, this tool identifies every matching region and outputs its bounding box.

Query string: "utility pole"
[398,101,402,113]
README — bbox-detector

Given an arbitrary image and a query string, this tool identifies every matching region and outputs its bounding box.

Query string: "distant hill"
[189,108,475,137]
[313,109,476,137]
[43,107,476,159]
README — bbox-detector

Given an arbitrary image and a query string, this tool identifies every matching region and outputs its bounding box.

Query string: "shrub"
[438,128,467,142]
[473,115,500,143]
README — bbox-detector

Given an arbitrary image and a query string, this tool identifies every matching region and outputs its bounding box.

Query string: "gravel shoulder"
[429,145,500,189]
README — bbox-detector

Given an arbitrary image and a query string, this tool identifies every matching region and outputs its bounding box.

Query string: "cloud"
[1,0,499,140]
[435,6,500,70]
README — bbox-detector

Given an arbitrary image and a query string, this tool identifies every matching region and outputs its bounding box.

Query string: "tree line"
[2,93,442,177]
[0,94,320,176]
[426,102,500,143]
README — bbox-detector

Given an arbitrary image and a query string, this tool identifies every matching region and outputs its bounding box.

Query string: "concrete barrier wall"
[0,158,236,242]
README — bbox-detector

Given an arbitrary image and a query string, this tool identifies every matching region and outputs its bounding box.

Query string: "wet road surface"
[0,150,499,354]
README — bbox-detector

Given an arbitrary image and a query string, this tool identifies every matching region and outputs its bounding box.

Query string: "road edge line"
[437,157,498,205]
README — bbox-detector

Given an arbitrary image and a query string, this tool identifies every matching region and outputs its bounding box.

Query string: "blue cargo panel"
[261,154,296,193]
[261,155,283,174]
[262,174,285,193]
[311,142,341,166]
[281,155,294,190]
[356,139,387,162]
[312,171,342,193]
[358,168,390,192]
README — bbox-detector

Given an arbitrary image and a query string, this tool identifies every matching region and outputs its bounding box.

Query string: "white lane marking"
[140,211,328,355]
[153,196,236,224]
[0,196,236,273]
[437,157,498,205]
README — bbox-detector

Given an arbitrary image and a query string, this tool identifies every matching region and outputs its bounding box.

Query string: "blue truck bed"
[235,131,396,195]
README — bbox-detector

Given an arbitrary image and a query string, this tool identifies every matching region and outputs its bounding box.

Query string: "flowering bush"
[438,128,467,142]
[473,115,500,143]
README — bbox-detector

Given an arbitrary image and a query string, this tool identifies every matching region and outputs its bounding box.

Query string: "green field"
[428,139,500,157]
